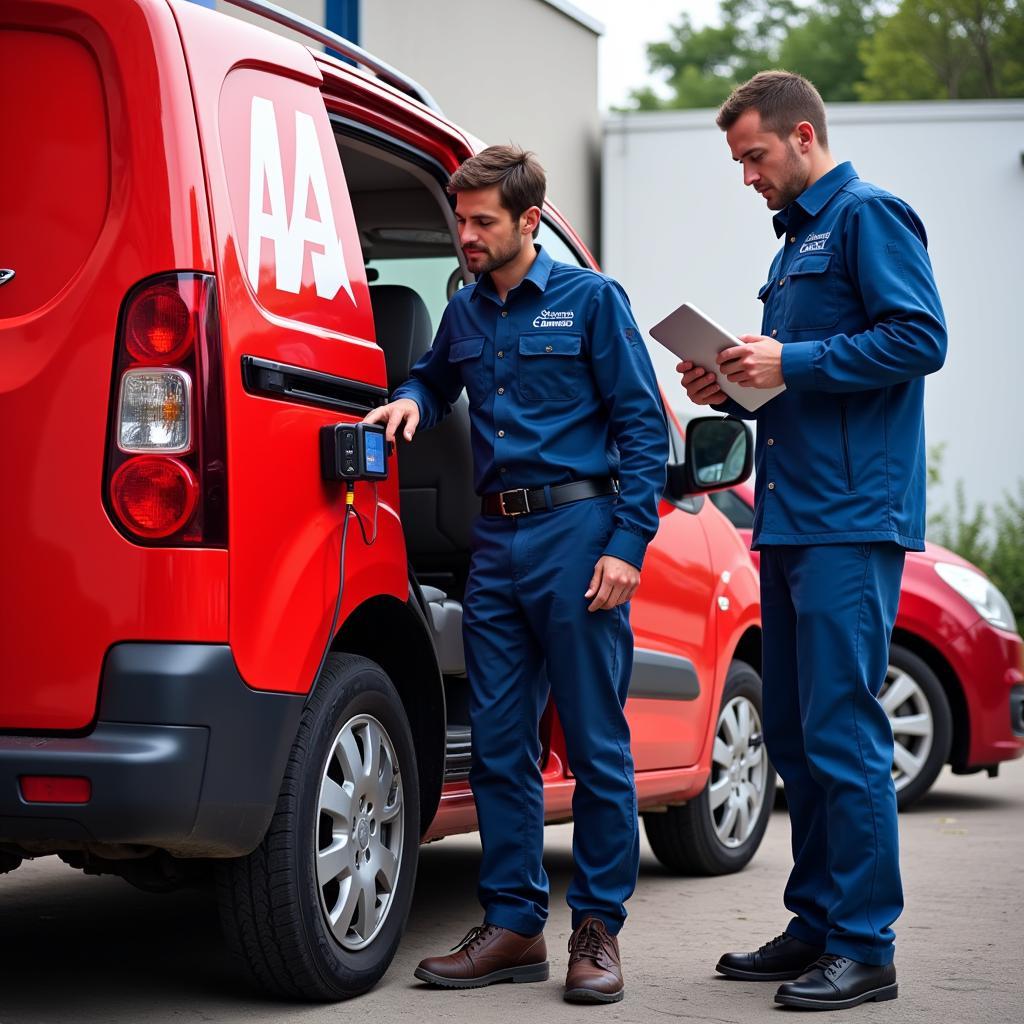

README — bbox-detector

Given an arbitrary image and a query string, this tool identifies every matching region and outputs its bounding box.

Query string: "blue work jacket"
[392,245,668,569]
[721,163,947,550]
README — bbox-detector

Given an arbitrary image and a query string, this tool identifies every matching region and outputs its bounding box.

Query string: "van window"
[536,220,587,268]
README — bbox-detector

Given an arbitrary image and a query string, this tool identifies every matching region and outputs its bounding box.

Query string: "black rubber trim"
[242,355,387,415]
[629,649,701,701]
[1010,684,1024,738]
[0,644,304,856]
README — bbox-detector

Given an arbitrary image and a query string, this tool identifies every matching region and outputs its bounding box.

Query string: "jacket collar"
[773,161,858,237]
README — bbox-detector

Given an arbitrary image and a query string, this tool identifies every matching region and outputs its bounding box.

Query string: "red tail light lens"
[110,456,198,538]
[105,273,226,546]
[125,285,194,363]
[20,776,92,804]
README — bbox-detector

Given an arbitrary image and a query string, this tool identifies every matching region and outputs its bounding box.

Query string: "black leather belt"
[481,477,618,518]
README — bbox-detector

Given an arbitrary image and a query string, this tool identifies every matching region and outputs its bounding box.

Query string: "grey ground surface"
[1,761,1021,1024]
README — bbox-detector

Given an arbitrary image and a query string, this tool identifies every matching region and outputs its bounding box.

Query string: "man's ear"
[795,121,815,152]
[520,205,542,237]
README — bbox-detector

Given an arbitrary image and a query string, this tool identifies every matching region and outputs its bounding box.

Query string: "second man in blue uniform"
[365,145,668,1004]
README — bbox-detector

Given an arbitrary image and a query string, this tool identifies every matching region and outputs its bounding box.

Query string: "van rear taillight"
[105,274,226,546]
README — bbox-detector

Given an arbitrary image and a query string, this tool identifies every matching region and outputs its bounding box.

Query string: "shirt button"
[497,387,505,395]
[778,278,786,287]
[789,236,795,243]
[501,310,508,318]
[767,438,775,446]
[500,467,508,473]
[768,481,776,490]
[497,430,505,438]
[545,344,553,352]
[771,329,778,337]
[498,350,504,358]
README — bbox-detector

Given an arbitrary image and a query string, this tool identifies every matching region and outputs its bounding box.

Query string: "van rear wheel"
[643,660,775,875]
[217,653,419,1000]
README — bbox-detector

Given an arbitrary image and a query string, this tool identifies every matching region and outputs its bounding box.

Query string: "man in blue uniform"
[365,146,667,1004]
[679,72,946,1011]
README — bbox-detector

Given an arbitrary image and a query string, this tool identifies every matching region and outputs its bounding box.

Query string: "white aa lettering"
[247,96,354,303]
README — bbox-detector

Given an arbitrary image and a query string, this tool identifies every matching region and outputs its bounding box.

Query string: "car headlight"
[934,562,1018,632]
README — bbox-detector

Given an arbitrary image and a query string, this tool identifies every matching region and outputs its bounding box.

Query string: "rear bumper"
[0,644,304,857]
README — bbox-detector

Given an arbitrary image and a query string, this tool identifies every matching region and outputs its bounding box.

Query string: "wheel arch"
[332,594,445,835]
[890,627,969,770]
[731,625,763,677]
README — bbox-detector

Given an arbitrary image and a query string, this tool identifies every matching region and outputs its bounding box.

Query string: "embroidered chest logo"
[799,230,831,254]
[532,309,575,328]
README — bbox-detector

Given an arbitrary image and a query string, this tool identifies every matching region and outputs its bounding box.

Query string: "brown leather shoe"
[564,917,624,1004]
[414,923,549,988]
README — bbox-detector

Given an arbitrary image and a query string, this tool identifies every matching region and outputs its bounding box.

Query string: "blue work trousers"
[760,543,905,965]
[463,494,638,937]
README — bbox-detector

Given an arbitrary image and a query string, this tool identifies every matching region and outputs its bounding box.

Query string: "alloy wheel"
[315,713,405,951]
[879,666,935,794]
[707,695,769,848]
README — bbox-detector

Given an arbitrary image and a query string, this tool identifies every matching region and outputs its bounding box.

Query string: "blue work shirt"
[720,163,947,550]
[392,245,668,569]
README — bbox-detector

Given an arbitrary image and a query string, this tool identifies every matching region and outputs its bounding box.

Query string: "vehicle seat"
[369,284,476,595]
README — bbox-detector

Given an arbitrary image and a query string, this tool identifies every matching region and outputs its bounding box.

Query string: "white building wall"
[603,100,1024,511]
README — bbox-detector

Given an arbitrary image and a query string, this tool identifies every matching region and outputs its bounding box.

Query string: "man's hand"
[585,555,640,612]
[363,398,420,443]
[717,335,784,389]
[677,359,727,405]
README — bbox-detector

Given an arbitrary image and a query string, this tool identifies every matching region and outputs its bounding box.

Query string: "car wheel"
[643,660,775,875]
[217,653,419,1000]
[881,643,952,810]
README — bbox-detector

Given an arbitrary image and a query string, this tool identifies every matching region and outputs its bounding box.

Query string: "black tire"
[643,660,775,875]
[217,653,420,1000]
[886,643,952,810]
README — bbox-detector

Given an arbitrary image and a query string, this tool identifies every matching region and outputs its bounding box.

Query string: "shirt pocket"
[517,332,584,402]
[783,252,839,332]
[448,335,488,407]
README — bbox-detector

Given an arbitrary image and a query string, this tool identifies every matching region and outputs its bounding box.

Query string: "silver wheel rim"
[315,713,404,951]
[708,695,768,848]
[879,666,934,793]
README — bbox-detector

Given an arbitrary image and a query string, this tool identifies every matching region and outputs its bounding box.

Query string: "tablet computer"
[650,302,785,412]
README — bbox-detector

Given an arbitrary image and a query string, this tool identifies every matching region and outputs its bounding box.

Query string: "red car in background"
[711,482,1024,808]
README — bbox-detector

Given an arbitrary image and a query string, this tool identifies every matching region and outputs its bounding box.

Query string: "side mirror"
[667,416,753,499]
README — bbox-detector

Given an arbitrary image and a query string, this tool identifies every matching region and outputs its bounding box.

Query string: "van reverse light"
[111,456,198,538]
[20,776,91,804]
[125,284,194,363]
[117,368,192,453]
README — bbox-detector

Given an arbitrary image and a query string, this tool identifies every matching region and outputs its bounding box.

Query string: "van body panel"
[0,0,221,731]
[172,0,406,693]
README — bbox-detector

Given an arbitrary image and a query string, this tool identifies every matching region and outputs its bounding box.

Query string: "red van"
[1,0,766,1000]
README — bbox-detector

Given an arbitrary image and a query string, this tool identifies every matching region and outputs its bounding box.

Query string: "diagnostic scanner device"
[320,422,390,482]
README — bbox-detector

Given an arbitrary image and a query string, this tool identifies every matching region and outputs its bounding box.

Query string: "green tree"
[623,0,877,110]
[858,0,1024,100]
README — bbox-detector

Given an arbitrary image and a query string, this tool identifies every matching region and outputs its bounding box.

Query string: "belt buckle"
[498,488,530,517]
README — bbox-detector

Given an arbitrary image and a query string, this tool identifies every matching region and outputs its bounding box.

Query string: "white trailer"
[603,100,1024,510]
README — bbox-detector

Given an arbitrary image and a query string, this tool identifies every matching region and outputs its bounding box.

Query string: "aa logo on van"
[247,96,354,304]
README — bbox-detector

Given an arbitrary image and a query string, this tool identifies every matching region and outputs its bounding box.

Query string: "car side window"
[708,489,755,529]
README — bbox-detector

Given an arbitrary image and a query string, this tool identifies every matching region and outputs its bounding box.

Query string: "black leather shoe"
[716,933,824,981]
[775,954,898,1010]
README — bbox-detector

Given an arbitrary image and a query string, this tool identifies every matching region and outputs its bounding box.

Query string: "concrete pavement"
[1,761,1021,1023]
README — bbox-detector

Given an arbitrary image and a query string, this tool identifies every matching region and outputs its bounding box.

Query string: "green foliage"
[927,445,1024,628]
[621,0,1024,110]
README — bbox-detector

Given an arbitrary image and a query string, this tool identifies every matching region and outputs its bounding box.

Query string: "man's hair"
[716,71,829,148]
[448,145,546,223]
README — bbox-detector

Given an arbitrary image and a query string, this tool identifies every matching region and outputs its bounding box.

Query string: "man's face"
[726,109,809,211]
[455,186,528,275]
